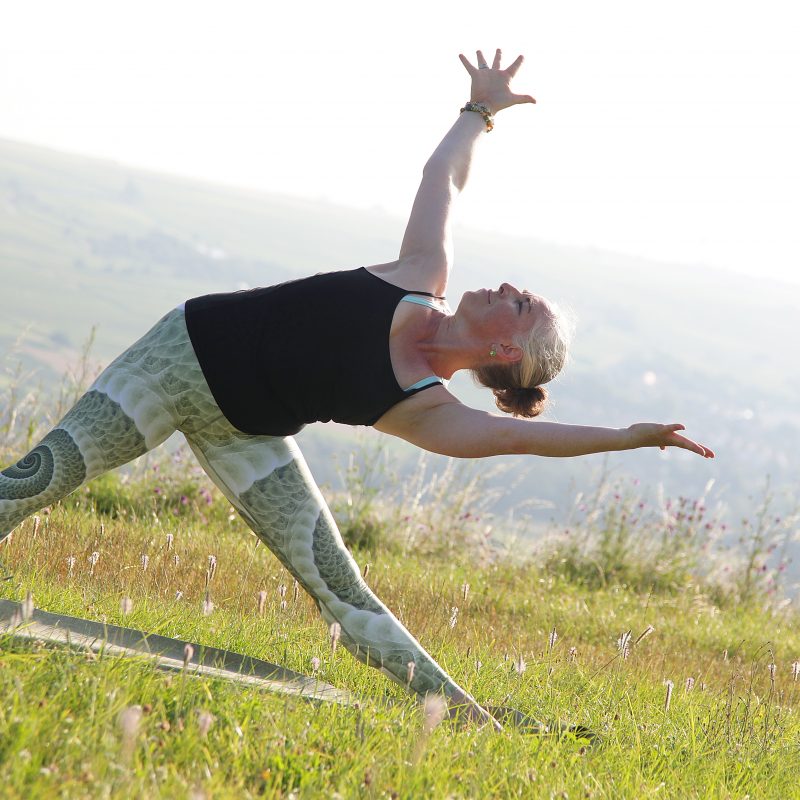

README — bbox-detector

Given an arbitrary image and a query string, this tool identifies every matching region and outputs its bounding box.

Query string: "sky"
[2,0,799,284]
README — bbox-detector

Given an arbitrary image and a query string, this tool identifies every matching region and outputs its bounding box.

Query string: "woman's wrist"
[460,101,494,131]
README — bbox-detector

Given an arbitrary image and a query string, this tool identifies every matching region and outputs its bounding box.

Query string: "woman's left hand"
[459,48,536,114]
[626,423,715,458]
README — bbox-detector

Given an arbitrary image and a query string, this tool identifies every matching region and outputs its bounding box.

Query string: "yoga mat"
[0,598,355,706]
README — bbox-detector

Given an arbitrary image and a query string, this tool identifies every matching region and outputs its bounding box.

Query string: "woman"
[0,50,712,727]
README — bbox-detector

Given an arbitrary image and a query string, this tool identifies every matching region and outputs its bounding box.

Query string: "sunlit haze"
[2,0,798,283]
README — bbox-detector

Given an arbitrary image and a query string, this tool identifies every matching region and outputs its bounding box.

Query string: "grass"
[1,471,799,799]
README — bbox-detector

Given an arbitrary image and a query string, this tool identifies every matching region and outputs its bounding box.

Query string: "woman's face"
[456,282,549,343]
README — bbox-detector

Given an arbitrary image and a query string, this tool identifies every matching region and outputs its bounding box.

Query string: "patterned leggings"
[0,309,487,718]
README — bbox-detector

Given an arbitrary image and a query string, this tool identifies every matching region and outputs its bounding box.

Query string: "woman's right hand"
[458,48,536,114]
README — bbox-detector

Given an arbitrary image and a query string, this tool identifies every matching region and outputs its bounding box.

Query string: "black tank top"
[184,268,444,436]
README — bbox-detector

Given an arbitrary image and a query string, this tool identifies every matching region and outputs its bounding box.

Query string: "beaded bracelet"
[460,101,494,132]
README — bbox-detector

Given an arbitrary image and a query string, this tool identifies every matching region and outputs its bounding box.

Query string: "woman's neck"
[417,315,484,379]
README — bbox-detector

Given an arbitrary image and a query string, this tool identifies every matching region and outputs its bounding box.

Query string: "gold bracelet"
[460,101,494,132]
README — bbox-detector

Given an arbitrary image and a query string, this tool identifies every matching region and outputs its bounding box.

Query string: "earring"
[489,347,497,357]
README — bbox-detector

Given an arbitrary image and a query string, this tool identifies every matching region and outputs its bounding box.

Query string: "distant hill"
[1,136,798,544]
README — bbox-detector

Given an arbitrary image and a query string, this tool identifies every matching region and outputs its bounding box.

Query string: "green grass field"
[1,457,798,799]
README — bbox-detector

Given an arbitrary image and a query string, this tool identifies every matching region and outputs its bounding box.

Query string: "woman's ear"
[496,343,523,363]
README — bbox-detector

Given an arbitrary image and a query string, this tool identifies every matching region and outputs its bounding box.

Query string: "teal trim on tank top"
[399,295,443,311]
[404,375,444,393]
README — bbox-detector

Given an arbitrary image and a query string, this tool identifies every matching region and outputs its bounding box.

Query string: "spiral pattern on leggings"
[2,447,50,481]
[0,429,85,500]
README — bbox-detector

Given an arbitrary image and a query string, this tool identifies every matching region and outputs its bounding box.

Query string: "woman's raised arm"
[396,50,535,293]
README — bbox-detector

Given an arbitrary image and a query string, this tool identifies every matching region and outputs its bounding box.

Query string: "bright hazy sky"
[2,0,799,283]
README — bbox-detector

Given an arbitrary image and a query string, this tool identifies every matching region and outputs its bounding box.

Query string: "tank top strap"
[399,295,444,311]
[403,375,446,396]
[407,289,446,299]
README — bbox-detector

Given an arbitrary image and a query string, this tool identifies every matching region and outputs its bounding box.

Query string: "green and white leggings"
[0,308,483,714]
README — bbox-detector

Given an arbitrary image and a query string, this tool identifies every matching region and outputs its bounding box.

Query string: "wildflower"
[449,606,459,629]
[514,655,527,675]
[406,661,416,686]
[120,597,133,616]
[278,584,287,599]
[118,705,143,763]
[329,622,341,653]
[183,643,194,669]
[422,694,447,735]
[791,661,800,681]
[311,657,320,674]
[166,533,174,550]
[257,590,267,615]
[175,590,184,601]
[66,556,76,577]
[197,710,215,738]
[768,663,776,684]
[722,649,728,662]
[293,580,299,602]
[664,680,674,713]
[32,516,41,538]
[475,660,483,672]
[173,554,180,567]
[202,592,214,616]
[207,555,217,581]
[684,677,695,692]
[89,551,100,576]
[548,627,558,653]
[363,563,370,579]
[140,554,149,572]
[21,591,34,621]
[635,625,655,645]
[567,647,578,664]
[462,582,470,602]
[617,630,631,660]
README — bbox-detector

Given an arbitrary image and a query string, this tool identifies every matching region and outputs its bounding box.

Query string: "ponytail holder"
[460,102,494,132]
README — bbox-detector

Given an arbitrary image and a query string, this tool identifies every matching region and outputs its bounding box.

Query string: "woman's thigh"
[0,307,220,536]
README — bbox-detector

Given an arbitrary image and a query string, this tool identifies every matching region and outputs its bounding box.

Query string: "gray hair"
[473,300,573,417]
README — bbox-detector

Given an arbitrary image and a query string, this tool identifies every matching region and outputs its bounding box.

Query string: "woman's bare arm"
[395,50,535,293]
[375,395,715,460]
[396,112,486,291]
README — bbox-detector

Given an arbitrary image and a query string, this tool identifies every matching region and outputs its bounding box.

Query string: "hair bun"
[493,385,547,418]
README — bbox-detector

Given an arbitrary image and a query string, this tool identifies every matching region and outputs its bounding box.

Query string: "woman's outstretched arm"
[376,398,715,460]
[396,50,535,293]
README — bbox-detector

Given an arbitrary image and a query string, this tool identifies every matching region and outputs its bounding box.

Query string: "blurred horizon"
[2,0,799,284]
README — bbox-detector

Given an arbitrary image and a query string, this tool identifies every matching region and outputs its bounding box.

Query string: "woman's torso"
[183,266,447,436]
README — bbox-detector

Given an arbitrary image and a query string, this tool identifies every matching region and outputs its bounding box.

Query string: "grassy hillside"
[1,458,798,798]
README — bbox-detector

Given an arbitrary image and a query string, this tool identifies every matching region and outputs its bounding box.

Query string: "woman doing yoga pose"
[0,50,713,727]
